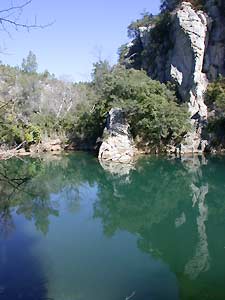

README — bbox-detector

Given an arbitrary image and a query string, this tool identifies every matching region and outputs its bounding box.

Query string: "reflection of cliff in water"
[94,155,225,299]
[184,157,209,280]
[1,154,225,299]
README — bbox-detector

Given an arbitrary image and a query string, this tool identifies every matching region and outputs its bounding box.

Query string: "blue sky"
[1,0,161,82]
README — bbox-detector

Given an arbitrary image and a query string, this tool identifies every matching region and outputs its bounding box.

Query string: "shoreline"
[1,146,225,162]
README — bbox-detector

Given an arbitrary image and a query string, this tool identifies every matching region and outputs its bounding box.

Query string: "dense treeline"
[0,51,190,152]
[1,0,225,154]
[0,51,97,149]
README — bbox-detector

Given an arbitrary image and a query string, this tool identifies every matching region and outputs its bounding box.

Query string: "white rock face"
[169,2,209,153]
[120,1,225,153]
[98,108,136,163]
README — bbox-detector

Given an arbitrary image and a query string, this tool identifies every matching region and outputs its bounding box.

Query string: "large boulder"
[98,108,136,163]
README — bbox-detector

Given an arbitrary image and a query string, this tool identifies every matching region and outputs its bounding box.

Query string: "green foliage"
[127,11,154,39]
[143,12,173,75]
[118,44,129,64]
[160,0,179,11]
[119,11,173,79]
[86,66,190,150]
[0,55,189,151]
[72,109,105,146]
[0,112,41,147]
[205,76,225,111]
[24,125,41,144]
[207,118,225,147]
[160,0,205,12]
[0,58,99,149]
[92,60,112,94]
[205,76,225,148]
[21,50,38,73]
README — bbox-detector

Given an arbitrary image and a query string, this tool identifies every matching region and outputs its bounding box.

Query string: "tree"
[160,0,179,12]
[21,51,38,73]
[92,60,112,93]
[160,0,205,12]
[127,11,154,39]
[75,66,190,151]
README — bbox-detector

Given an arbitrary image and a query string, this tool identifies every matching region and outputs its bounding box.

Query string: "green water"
[0,153,225,300]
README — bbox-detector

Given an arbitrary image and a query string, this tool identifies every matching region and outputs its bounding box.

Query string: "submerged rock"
[98,108,136,163]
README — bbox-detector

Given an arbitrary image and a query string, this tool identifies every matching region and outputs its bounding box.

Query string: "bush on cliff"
[81,65,190,150]
[205,76,225,148]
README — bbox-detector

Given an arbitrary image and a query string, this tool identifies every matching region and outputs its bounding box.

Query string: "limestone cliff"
[98,108,136,163]
[169,2,208,153]
[121,1,225,153]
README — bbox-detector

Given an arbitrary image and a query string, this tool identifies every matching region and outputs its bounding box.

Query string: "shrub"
[205,76,225,149]
[127,11,155,39]
[205,76,225,111]
[24,125,41,144]
[87,66,190,150]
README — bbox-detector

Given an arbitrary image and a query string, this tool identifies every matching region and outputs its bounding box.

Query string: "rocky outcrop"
[121,1,225,154]
[98,108,136,163]
[169,2,209,153]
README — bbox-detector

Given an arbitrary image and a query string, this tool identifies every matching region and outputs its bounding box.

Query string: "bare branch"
[0,17,53,30]
[0,1,54,34]
[0,1,32,14]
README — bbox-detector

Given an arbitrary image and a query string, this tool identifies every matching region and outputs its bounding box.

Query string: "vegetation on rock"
[0,50,190,153]
[1,0,225,154]
[205,76,225,149]
[84,64,190,151]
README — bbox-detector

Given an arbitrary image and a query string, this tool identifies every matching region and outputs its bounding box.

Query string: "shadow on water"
[0,153,225,299]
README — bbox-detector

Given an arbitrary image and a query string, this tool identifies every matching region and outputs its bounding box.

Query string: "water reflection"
[94,155,225,299]
[0,153,225,299]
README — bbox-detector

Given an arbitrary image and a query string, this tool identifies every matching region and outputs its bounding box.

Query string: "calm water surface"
[0,153,224,300]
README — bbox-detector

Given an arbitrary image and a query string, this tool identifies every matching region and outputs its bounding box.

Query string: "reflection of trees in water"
[0,205,14,239]
[95,157,192,236]
[1,153,225,299]
[0,153,97,236]
[94,155,225,299]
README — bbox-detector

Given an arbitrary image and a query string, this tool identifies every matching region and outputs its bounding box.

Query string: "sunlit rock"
[170,2,209,153]
[98,108,136,163]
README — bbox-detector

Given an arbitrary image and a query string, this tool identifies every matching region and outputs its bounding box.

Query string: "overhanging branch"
[0,1,54,33]
[0,1,32,14]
